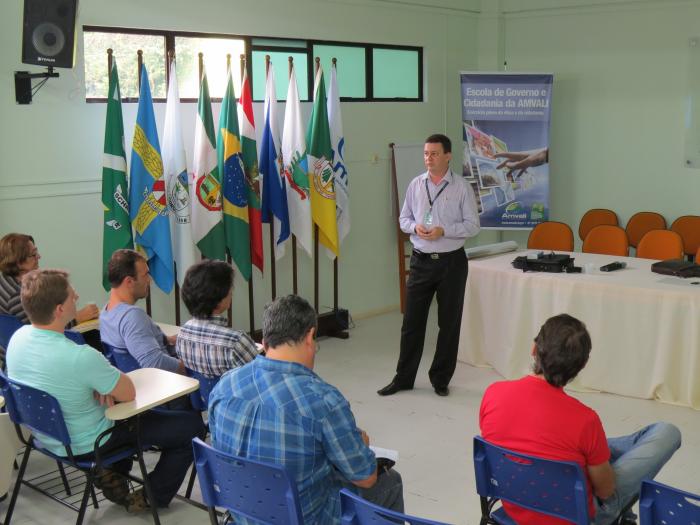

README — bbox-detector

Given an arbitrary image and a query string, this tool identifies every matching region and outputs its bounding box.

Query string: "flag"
[191,66,226,261]
[162,59,196,285]
[239,67,264,272]
[282,63,312,256]
[306,65,339,256]
[260,64,290,260]
[328,62,350,250]
[218,67,252,281]
[129,65,174,293]
[101,59,133,291]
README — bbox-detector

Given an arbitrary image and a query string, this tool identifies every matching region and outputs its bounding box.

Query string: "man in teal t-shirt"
[6,269,204,512]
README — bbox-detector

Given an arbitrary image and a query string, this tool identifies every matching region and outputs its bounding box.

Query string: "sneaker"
[124,488,150,513]
[94,468,129,504]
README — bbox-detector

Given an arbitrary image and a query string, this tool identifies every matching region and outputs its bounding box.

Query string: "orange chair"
[578,209,618,241]
[636,230,684,260]
[527,221,574,251]
[625,212,666,249]
[670,215,700,259]
[696,246,700,263]
[582,225,629,256]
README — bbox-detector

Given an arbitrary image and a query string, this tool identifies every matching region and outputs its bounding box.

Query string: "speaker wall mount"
[14,67,59,105]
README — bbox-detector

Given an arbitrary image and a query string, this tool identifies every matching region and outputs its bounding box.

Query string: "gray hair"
[262,295,318,349]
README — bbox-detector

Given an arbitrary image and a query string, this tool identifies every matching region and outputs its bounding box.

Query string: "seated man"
[6,269,204,511]
[176,260,259,378]
[479,314,681,525]
[209,295,404,524]
[100,249,183,373]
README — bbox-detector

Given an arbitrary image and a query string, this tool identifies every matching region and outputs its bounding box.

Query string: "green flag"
[101,59,133,290]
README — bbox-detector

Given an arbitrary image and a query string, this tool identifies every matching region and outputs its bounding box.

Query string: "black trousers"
[395,249,468,389]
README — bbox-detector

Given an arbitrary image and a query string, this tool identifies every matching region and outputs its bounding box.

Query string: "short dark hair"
[262,295,317,349]
[533,314,592,387]
[182,260,235,318]
[21,269,70,325]
[425,133,451,153]
[107,249,145,287]
[0,233,36,277]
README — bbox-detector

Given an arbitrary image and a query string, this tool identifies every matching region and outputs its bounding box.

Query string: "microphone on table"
[599,261,627,272]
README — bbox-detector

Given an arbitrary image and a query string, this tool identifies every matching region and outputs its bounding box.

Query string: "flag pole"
[107,48,113,75]
[136,49,153,318]
[167,49,182,326]
[265,54,278,300]
[242,53,256,336]
[224,52,234,328]
[288,56,299,295]
[313,57,320,313]
[332,57,339,312]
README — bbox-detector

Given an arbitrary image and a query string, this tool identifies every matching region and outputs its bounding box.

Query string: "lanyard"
[425,177,449,209]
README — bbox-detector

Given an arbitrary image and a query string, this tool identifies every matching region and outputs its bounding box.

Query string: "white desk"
[458,251,700,408]
[105,368,199,421]
[73,319,180,338]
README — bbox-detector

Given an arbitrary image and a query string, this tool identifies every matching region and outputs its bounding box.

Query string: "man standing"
[209,295,404,524]
[378,134,480,397]
[100,249,184,373]
[480,314,681,525]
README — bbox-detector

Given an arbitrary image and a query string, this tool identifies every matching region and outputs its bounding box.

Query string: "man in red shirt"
[480,314,681,525]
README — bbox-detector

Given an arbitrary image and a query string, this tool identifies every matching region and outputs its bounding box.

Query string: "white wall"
[0,0,480,325]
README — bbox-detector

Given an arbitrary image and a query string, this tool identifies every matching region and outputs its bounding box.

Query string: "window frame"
[83,26,423,103]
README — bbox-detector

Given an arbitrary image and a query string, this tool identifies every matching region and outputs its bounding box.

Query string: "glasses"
[423,151,443,159]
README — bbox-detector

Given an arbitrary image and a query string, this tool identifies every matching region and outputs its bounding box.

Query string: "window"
[372,47,421,100]
[313,44,366,98]
[174,36,245,99]
[83,27,422,103]
[83,30,166,99]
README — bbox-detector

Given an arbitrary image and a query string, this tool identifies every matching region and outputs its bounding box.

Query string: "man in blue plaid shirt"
[209,295,404,524]
[176,260,259,378]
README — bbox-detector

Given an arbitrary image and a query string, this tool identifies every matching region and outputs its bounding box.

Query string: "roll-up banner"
[460,73,553,230]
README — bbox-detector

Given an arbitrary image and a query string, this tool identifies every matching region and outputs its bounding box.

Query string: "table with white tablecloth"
[458,251,700,408]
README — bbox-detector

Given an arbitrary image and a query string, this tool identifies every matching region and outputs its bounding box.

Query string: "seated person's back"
[480,314,681,525]
[100,249,181,373]
[176,260,258,378]
[209,295,403,525]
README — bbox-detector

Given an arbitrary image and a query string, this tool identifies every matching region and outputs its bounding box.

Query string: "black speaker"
[22,0,79,69]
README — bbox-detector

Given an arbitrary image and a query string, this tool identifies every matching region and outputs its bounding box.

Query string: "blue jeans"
[594,422,681,525]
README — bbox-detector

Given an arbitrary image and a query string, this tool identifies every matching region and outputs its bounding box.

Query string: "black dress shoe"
[377,381,410,396]
[434,386,449,397]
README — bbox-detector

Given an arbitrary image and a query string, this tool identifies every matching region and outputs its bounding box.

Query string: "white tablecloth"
[458,251,700,408]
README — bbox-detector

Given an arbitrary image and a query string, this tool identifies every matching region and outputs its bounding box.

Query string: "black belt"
[412,248,463,260]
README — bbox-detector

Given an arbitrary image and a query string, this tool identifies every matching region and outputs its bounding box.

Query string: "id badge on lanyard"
[424,177,448,227]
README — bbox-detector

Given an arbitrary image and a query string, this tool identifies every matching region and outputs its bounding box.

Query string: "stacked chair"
[578,208,619,242]
[625,212,666,251]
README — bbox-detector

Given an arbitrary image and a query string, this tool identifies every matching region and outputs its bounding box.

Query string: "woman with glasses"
[0,233,98,325]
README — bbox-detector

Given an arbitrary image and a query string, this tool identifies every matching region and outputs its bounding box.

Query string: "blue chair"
[183,368,222,498]
[473,436,590,525]
[0,314,23,351]
[192,437,303,525]
[340,488,451,525]
[101,341,140,373]
[186,368,221,411]
[639,479,700,524]
[0,371,161,525]
[64,330,86,345]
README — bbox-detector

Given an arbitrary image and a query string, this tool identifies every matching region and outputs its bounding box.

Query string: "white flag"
[162,60,197,284]
[281,64,313,256]
[328,63,350,253]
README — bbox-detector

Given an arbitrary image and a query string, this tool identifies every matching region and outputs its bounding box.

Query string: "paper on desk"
[72,318,99,333]
[370,446,399,462]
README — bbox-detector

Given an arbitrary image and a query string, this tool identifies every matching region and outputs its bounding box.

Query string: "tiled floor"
[3,309,698,524]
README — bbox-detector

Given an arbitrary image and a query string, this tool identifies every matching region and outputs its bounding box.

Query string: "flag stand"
[311,57,348,339]
[265,55,278,300]
[135,49,153,318]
